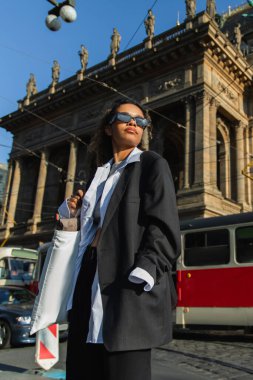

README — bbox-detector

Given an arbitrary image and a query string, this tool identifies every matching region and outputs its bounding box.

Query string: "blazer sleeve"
[135,156,181,284]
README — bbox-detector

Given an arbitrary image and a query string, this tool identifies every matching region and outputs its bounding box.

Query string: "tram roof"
[180,212,253,231]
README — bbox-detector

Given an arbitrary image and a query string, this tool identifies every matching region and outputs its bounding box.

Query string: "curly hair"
[88,98,153,166]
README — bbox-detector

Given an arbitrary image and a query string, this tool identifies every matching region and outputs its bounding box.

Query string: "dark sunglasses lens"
[117,113,132,123]
[114,113,149,129]
[135,118,149,129]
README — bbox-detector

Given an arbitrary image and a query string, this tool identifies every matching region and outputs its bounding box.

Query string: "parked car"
[0,286,35,348]
[0,285,68,349]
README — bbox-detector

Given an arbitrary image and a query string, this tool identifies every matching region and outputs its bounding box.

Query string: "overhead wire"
[0,8,252,218]
[0,18,251,167]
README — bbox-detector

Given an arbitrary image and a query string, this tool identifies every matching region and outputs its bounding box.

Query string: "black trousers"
[66,246,151,380]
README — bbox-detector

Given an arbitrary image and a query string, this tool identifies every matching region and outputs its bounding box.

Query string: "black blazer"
[95,150,181,352]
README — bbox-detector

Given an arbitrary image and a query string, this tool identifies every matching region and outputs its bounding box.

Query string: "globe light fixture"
[46,0,77,31]
[60,5,77,22]
[45,14,62,31]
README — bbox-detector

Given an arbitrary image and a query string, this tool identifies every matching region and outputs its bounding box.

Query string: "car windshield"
[9,259,36,281]
[0,288,35,305]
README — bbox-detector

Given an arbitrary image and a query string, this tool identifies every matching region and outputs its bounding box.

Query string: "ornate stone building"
[1,4,253,247]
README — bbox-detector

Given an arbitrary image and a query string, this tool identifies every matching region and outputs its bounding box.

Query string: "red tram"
[177,212,253,329]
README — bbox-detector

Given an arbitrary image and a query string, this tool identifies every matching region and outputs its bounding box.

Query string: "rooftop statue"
[234,23,242,51]
[26,73,38,99]
[79,45,88,72]
[144,9,155,38]
[206,0,216,18]
[110,28,121,57]
[185,0,196,19]
[52,60,60,86]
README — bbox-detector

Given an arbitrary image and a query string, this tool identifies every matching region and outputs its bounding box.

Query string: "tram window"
[236,227,253,263]
[184,229,230,266]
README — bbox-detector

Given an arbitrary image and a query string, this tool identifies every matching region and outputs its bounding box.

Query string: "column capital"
[236,120,247,130]
[194,90,212,104]
[209,97,220,109]
[181,95,195,105]
[248,117,253,129]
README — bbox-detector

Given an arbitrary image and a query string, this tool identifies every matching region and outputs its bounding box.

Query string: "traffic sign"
[35,324,59,370]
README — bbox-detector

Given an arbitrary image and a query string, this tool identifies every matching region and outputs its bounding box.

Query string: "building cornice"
[1,11,252,133]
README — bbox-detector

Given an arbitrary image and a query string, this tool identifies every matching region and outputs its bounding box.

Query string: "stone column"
[184,99,192,189]
[209,98,219,190]
[65,140,78,199]
[31,149,49,232]
[250,125,253,207]
[0,161,13,225]
[245,126,251,205]
[6,159,21,229]
[193,91,211,187]
[235,122,246,205]
[141,127,149,151]
[217,120,231,199]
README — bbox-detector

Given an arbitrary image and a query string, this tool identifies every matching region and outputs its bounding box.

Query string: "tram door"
[177,228,236,327]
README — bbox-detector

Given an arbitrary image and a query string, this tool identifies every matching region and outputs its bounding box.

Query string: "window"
[0,288,35,305]
[9,258,36,281]
[184,229,230,266]
[236,226,253,263]
[0,259,9,279]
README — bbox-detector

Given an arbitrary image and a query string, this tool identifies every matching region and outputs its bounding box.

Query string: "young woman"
[58,98,181,380]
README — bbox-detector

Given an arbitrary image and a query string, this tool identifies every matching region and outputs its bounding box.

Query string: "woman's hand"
[67,189,84,216]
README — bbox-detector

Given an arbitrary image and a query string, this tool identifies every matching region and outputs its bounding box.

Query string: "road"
[0,330,253,379]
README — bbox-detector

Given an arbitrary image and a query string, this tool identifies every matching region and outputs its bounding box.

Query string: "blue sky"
[0,0,246,163]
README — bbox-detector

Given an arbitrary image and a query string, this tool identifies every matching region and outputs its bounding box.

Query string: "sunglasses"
[109,112,150,130]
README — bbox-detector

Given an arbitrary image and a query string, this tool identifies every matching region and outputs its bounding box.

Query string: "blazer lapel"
[100,163,135,240]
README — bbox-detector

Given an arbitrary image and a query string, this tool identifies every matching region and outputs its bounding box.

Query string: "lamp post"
[45,0,77,31]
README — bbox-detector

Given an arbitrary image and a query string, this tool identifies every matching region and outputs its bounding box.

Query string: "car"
[0,286,36,348]
[0,286,68,349]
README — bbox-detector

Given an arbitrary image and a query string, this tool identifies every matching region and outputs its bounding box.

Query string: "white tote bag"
[30,229,80,335]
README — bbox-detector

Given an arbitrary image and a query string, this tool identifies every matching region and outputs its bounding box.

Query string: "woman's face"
[105,103,145,150]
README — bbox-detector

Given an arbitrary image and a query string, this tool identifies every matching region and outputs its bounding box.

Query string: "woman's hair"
[88,98,153,166]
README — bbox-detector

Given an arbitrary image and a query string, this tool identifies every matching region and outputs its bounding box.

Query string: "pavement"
[0,369,66,380]
[0,366,207,380]
[1,330,253,380]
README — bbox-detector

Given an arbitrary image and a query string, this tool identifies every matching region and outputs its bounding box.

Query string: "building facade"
[0,163,8,211]
[0,4,253,248]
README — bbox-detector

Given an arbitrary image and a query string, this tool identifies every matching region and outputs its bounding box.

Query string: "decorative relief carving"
[217,81,237,103]
[159,78,182,91]
[150,72,184,96]
[212,74,238,105]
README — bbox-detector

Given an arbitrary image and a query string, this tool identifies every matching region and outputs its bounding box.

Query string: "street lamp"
[45,0,77,31]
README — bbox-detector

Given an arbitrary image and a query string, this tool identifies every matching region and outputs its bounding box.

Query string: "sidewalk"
[0,363,207,380]
[0,369,66,380]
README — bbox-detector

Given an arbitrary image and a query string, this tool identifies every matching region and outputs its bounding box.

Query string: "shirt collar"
[103,147,143,169]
